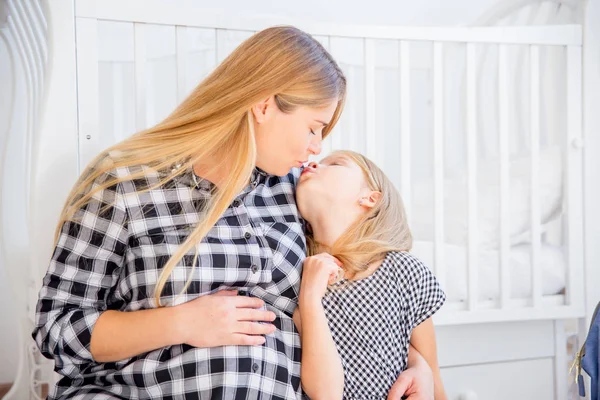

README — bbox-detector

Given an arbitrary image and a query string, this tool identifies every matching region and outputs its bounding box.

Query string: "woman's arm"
[91,307,181,362]
[33,177,276,367]
[295,254,344,400]
[91,290,275,362]
[387,345,434,400]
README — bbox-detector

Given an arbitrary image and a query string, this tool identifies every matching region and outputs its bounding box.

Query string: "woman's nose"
[308,139,322,156]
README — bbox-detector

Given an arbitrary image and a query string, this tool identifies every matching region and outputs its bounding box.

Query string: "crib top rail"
[76,0,582,46]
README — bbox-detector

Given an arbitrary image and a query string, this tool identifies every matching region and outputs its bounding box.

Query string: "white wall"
[583,0,600,331]
[0,26,25,385]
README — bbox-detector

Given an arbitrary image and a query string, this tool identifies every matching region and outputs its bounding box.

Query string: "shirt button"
[244,232,252,240]
[252,363,260,372]
[251,264,259,273]
[233,199,242,207]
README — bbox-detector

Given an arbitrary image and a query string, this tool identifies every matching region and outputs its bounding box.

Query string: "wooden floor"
[0,383,48,399]
[0,384,11,399]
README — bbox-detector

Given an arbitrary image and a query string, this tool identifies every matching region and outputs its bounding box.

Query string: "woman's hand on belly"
[174,289,277,347]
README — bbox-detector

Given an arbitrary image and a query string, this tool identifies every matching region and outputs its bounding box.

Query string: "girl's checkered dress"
[322,251,446,400]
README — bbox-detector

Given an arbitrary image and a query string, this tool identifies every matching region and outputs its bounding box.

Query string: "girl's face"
[296,154,372,223]
[252,97,338,176]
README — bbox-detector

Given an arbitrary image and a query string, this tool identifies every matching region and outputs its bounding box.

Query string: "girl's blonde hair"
[56,26,346,306]
[306,150,412,277]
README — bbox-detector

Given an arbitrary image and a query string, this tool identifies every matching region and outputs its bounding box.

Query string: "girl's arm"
[294,254,344,400]
[410,317,447,400]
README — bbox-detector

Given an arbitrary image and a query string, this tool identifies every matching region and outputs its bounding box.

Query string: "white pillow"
[410,146,563,249]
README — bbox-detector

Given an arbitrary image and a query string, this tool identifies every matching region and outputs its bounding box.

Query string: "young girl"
[294,150,447,400]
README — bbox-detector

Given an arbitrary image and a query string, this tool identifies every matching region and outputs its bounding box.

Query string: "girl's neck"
[308,211,358,251]
[347,257,385,281]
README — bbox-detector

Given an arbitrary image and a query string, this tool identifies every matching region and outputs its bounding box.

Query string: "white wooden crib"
[3,0,599,399]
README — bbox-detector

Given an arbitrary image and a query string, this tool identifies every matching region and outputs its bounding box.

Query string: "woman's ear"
[251,96,275,124]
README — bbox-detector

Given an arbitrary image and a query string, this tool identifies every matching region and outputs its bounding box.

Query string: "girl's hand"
[299,253,343,304]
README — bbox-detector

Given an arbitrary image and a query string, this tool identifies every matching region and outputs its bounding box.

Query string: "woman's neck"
[193,157,233,188]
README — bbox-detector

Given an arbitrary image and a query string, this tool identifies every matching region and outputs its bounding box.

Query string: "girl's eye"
[310,129,316,135]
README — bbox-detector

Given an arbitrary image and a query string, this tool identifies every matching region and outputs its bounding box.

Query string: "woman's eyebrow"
[314,119,329,127]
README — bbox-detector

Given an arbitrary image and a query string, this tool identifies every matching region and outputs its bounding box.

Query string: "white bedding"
[410,146,563,250]
[410,241,566,302]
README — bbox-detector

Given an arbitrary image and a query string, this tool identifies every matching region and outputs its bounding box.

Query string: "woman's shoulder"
[85,159,203,222]
[285,167,303,187]
[259,168,302,199]
[88,154,163,191]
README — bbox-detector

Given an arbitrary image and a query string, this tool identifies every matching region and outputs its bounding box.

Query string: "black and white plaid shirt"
[33,164,307,399]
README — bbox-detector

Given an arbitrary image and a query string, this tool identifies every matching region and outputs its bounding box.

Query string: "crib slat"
[214,28,221,66]
[530,45,542,307]
[134,22,147,131]
[466,43,478,311]
[112,63,125,141]
[176,26,188,102]
[365,38,377,164]
[433,42,445,287]
[399,40,412,217]
[498,44,511,308]
[347,66,358,152]
[75,17,99,172]
[329,38,343,153]
[216,28,226,64]
[566,45,585,311]
[315,36,332,160]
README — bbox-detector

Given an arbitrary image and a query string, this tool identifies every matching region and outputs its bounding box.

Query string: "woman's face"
[296,154,369,222]
[252,97,338,176]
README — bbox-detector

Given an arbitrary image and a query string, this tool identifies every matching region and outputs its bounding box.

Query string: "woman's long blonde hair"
[306,150,412,277]
[56,26,346,306]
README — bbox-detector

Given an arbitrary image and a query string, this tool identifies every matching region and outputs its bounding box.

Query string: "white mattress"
[410,241,566,302]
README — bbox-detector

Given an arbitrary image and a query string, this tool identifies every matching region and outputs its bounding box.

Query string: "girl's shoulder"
[386,251,429,274]
[385,251,436,290]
